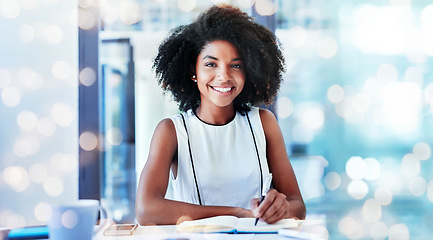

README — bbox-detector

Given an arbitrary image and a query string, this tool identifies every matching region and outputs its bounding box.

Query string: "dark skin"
[136,40,306,225]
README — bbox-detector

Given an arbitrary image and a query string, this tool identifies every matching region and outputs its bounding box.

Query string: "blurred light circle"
[365,158,381,181]
[374,187,393,206]
[1,87,22,107]
[100,3,118,24]
[409,176,427,196]
[369,221,388,240]
[346,156,367,180]
[17,111,38,131]
[50,102,74,127]
[0,210,26,228]
[43,177,64,197]
[291,124,313,144]
[324,171,341,191]
[61,210,78,229]
[310,225,329,240]
[362,199,382,222]
[288,26,306,48]
[79,131,98,151]
[427,180,433,203]
[78,8,96,30]
[106,127,123,146]
[18,24,35,43]
[17,68,44,91]
[236,0,255,8]
[404,66,423,86]
[2,166,30,192]
[0,0,21,19]
[37,117,56,136]
[44,25,63,44]
[377,64,398,83]
[34,202,52,222]
[0,68,12,88]
[347,180,368,199]
[388,224,409,240]
[352,93,371,113]
[29,164,48,183]
[338,216,364,239]
[301,107,324,130]
[327,84,344,104]
[276,97,294,119]
[52,60,71,80]
[412,142,431,161]
[400,153,420,177]
[177,0,195,12]
[79,67,96,86]
[13,136,41,157]
[119,0,142,24]
[20,0,38,10]
[316,36,338,59]
[255,0,276,16]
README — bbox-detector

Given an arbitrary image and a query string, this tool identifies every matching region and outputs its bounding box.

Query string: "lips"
[211,86,233,93]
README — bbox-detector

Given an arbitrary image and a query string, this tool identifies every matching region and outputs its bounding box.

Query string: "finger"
[250,198,260,210]
[254,190,277,218]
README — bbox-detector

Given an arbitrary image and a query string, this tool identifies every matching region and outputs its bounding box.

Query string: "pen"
[254,173,273,226]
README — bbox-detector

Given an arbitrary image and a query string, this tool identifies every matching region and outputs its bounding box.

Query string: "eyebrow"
[202,55,243,62]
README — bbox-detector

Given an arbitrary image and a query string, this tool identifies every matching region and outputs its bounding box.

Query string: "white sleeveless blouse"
[169,107,270,209]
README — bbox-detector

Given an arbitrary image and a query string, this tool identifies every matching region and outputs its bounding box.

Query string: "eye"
[205,62,216,67]
[231,64,242,69]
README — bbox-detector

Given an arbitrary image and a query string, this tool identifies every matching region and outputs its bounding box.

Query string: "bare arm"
[135,118,253,225]
[251,109,306,223]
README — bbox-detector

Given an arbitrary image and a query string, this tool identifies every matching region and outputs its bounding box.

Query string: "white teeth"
[213,87,232,93]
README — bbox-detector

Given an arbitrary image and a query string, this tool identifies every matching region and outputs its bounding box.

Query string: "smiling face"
[194,40,245,111]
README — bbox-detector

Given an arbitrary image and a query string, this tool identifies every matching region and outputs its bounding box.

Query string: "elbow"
[135,199,159,226]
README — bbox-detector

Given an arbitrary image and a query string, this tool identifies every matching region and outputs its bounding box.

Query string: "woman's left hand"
[250,189,290,224]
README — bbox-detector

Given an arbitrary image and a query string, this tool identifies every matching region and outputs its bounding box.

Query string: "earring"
[192,75,197,82]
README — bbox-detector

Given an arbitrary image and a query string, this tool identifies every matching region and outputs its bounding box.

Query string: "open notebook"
[177,216,303,234]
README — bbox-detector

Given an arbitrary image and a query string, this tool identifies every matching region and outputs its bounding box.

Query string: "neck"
[195,104,236,125]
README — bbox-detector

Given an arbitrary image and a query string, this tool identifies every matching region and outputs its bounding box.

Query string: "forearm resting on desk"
[135,198,253,225]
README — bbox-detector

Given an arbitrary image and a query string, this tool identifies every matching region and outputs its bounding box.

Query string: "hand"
[250,189,289,224]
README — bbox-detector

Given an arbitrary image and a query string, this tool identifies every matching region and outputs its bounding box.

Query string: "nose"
[216,67,231,82]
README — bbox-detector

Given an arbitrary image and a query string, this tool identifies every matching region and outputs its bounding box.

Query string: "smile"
[211,86,233,93]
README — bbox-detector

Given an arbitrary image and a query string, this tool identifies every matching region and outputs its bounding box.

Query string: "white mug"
[48,199,107,240]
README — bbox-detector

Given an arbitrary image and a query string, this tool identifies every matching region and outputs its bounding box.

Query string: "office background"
[1,0,433,239]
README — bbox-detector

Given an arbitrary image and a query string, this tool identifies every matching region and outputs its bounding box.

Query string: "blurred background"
[1,0,433,239]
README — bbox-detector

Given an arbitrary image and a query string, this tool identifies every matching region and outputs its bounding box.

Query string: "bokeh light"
[52,60,72,80]
[0,68,12,88]
[62,210,78,229]
[427,180,433,203]
[2,166,31,192]
[327,84,344,104]
[43,177,64,197]
[412,142,431,161]
[339,216,365,239]
[18,24,35,43]
[177,0,196,12]
[34,202,52,222]
[316,36,338,59]
[29,164,48,183]
[100,3,118,24]
[13,136,41,157]
[364,158,381,181]
[369,221,388,240]
[50,102,74,127]
[362,199,382,222]
[78,8,96,30]
[79,131,98,151]
[346,156,367,180]
[374,187,393,206]
[44,25,63,44]
[17,68,44,91]
[276,97,294,119]
[324,171,341,191]
[119,0,142,25]
[287,26,307,48]
[400,153,420,177]
[347,180,369,199]
[236,0,255,8]
[409,176,426,196]
[1,87,22,107]
[79,67,96,86]
[106,127,123,146]
[388,223,410,240]
[255,0,277,16]
[17,111,38,131]
[0,0,21,19]
[50,153,77,172]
